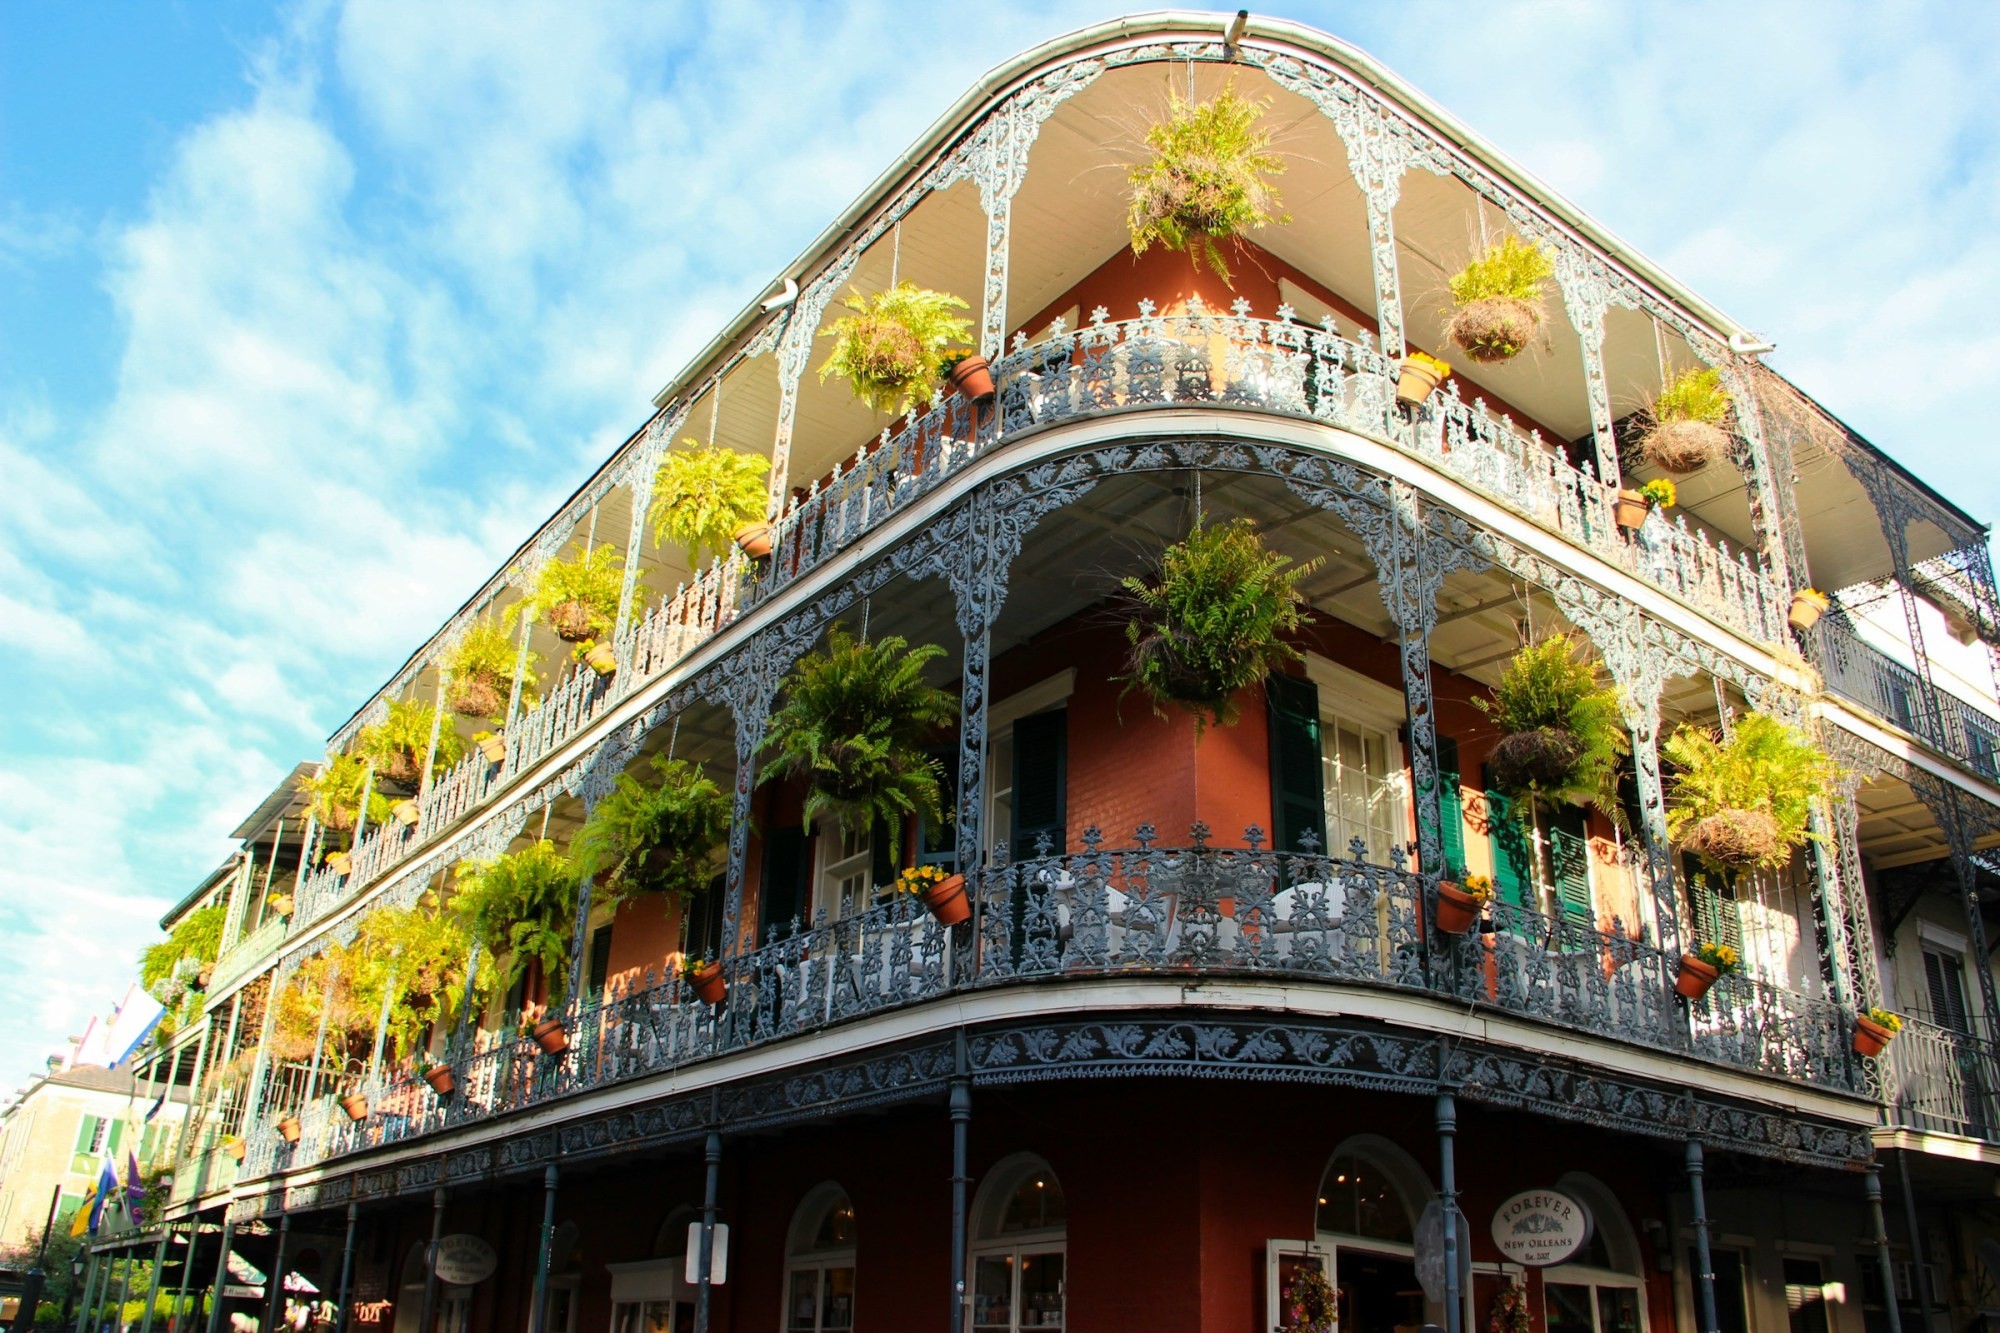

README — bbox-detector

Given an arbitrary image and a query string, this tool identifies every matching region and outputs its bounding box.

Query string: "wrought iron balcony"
[1821,618,2000,781]
[1874,1015,2000,1142]
[205,913,288,997]
[247,827,1866,1179]
[286,303,1789,937]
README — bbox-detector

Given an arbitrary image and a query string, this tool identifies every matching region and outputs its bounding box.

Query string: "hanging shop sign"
[1490,1190,1590,1267]
[432,1235,498,1286]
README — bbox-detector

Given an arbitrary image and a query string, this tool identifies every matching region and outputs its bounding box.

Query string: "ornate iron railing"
[1821,618,2000,781]
[246,828,1867,1177]
[206,914,289,996]
[1875,1016,2000,1141]
[283,302,1790,941]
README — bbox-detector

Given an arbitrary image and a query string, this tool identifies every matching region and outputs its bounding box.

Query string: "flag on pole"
[126,1150,146,1215]
[68,1181,97,1237]
[87,1155,117,1234]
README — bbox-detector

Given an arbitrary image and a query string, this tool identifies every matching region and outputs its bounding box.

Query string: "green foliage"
[1476,634,1628,812]
[355,698,465,785]
[1448,235,1554,305]
[1638,478,1678,508]
[452,840,579,1007]
[518,542,633,643]
[818,282,973,415]
[272,943,372,1065]
[762,625,958,857]
[140,903,224,1003]
[649,442,772,567]
[1653,367,1731,425]
[298,752,394,834]
[574,756,731,910]
[1662,712,1838,871]
[1117,518,1316,732]
[445,616,540,720]
[350,896,472,1061]
[1127,83,1287,284]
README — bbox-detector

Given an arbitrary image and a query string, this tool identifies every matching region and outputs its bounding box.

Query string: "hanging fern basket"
[448,673,505,721]
[547,600,598,643]
[1678,808,1782,871]
[1642,419,1726,474]
[1446,297,1541,363]
[1488,727,1584,796]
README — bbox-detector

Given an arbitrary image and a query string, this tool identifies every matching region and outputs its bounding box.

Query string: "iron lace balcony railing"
[286,303,1789,937]
[1874,1015,2000,1141]
[1821,617,2000,781]
[253,827,1863,1177]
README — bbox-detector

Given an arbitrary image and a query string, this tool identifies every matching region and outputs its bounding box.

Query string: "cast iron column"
[200,1218,233,1333]
[261,1214,290,1333]
[695,1132,722,1333]
[334,1204,358,1333]
[70,1251,97,1333]
[1865,1164,1906,1333]
[1898,1151,1944,1333]
[1686,1141,1718,1333]
[949,1077,971,1333]
[415,1187,446,1333]
[138,1230,170,1333]
[528,1167,559,1333]
[1437,1093,1461,1333]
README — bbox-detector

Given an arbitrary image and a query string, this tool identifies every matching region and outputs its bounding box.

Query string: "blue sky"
[4,1,1998,1094]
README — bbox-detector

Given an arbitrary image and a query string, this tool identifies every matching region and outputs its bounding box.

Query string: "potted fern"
[520,542,631,644]
[357,699,465,790]
[1854,1006,1902,1057]
[1614,478,1677,530]
[762,625,958,859]
[650,441,774,564]
[1126,82,1287,285]
[298,753,393,835]
[444,616,539,728]
[1477,634,1627,813]
[1642,367,1731,474]
[573,755,730,911]
[818,282,973,416]
[1675,939,1739,1000]
[1663,712,1838,875]
[1445,235,1553,363]
[1117,518,1317,734]
[452,840,580,1023]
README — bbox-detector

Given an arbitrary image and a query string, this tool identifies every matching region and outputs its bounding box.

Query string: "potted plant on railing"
[1663,712,1838,878]
[650,440,774,564]
[1477,634,1628,816]
[678,953,727,1005]
[1445,235,1554,363]
[1396,351,1452,405]
[1434,873,1492,935]
[342,892,470,1089]
[445,617,540,764]
[761,624,958,864]
[573,638,618,677]
[1116,518,1317,735]
[266,889,296,916]
[1675,939,1739,1001]
[221,1134,246,1163]
[938,350,996,404]
[298,752,394,839]
[519,541,630,646]
[1126,82,1287,285]
[897,863,970,926]
[1613,477,1677,530]
[1641,367,1732,474]
[274,1113,303,1144]
[1788,588,1830,633]
[1853,1006,1903,1057]
[818,282,973,416]
[451,839,579,1051]
[415,1051,456,1098]
[357,699,465,790]
[528,1010,570,1056]
[338,1089,369,1122]
[574,755,730,914]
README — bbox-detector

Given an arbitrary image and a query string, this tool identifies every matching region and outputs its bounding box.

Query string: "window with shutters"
[1687,867,1743,955]
[1268,672,1327,855]
[914,744,959,869]
[71,1114,108,1175]
[987,710,1067,858]
[1481,793,1592,919]
[1547,805,1593,920]
[761,828,812,940]
[1923,949,1972,1033]
[1437,736,1466,874]
[817,824,879,922]
[1301,657,1407,862]
[685,873,726,961]
[586,925,614,1001]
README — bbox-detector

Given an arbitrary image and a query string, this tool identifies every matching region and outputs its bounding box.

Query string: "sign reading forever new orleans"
[1489,1190,1590,1266]
[432,1235,499,1286]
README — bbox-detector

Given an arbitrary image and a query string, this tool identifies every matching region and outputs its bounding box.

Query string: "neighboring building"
[131,15,2000,1333]
[0,1064,187,1248]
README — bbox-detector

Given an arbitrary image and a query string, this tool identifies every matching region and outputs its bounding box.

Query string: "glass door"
[971,1249,1065,1332]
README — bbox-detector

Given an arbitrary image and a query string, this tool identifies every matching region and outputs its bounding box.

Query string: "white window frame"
[813,824,877,924]
[982,671,1077,857]
[1303,654,1409,862]
[606,1259,696,1333]
[783,1187,857,1333]
[968,1236,1067,1333]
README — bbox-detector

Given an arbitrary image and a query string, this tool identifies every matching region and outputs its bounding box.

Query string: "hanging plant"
[1127,82,1287,285]
[1116,518,1317,733]
[271,944,374,1065]
[355,699,465,789]
[139,904,225,1007]
[649,441,772,567]
[348,893,473,1062]
[574,756,731,910]
[1445,235,1554,363]
[818,282,973,416]
[1662,711,1838,874]
[444,616,540,723]
[1476,634,1627,814]
[451,839,579,1008]
[298,753,394,833]
[761,625,957,859]
[519,542,633,644]
[1642,367,1732,474]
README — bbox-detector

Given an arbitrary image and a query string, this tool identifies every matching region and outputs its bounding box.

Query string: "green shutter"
[870,817,898,890]
[1437,736,1465,876]
[1011,710,1067,856]
[759,828,810,938]
[1548,805,1592,920]
[1267,673,1327,855]
[1686,860,1743,954]
[106,1120,123,1155]
[586,925,614,1000]
[916,744,959,869]
[73,1115,99,1155]
[1485,786,1536,909]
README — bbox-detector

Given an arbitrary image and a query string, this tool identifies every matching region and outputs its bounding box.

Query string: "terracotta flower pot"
[948,355,997,402]
[921,873,972,926]
[1676,954,1720,1001]
[688,962,727,1006]
[269,892,298,914]
[324,852,350,878]
[1434,881,1480,934]
[339,1094,369,1123]
[423,1064,456,1097]
[224,1139,246,1163]
[733,521,776,559]
[532,1018,570,1055]
[276,1116,301,1144]
[392,799,420,827]
[1853,1014,1897,1058]
[1395,356,1447,405]
[1788,589,1829,633]
[583,643,617,676]
[1614,490,1653,530]
[477,733,507,764]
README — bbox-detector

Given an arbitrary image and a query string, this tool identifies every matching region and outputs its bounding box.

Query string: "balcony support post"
[614,443,663,647]
[417,675,446,808]
[949,1074,971,1333]
[1591,608,1682,959]
[1436,1091,1463,1333]
[261,1211,290,1333]
[175,1013,213,1163]
[416,1186,446,1333]
[1827,781,1885,1011]
[112,1251,131,1332]
[501,605,535,774]
[1912,777,2000,1043]
[1718,361,1804,601]
[1865,1163,1906,1333]
[239,971,281,1160]
[1378,485,1449,883]
[695,1132,722,1333]
[72,1250,98,1333]
[1897,1150,1944,1333]
[335,1202,358,1333]
[172,1220,198,1332]
[1685,1140,1719,1333]
[1804,800,1857,1010]
[138,1228,169,1333]
[200,1215,233,1333]
[718,685,773,960]
[528,1166,559,1333]
[1551,254,1620,490]
[1283,84,1411,358]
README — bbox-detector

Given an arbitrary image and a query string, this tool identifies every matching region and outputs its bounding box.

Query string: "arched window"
[607,1209,696,1333]
[1271,1137,1435,1333]
[785,1184,856,1333]
[970,1155,1066,1333]
[1541,1173,1648,1333]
